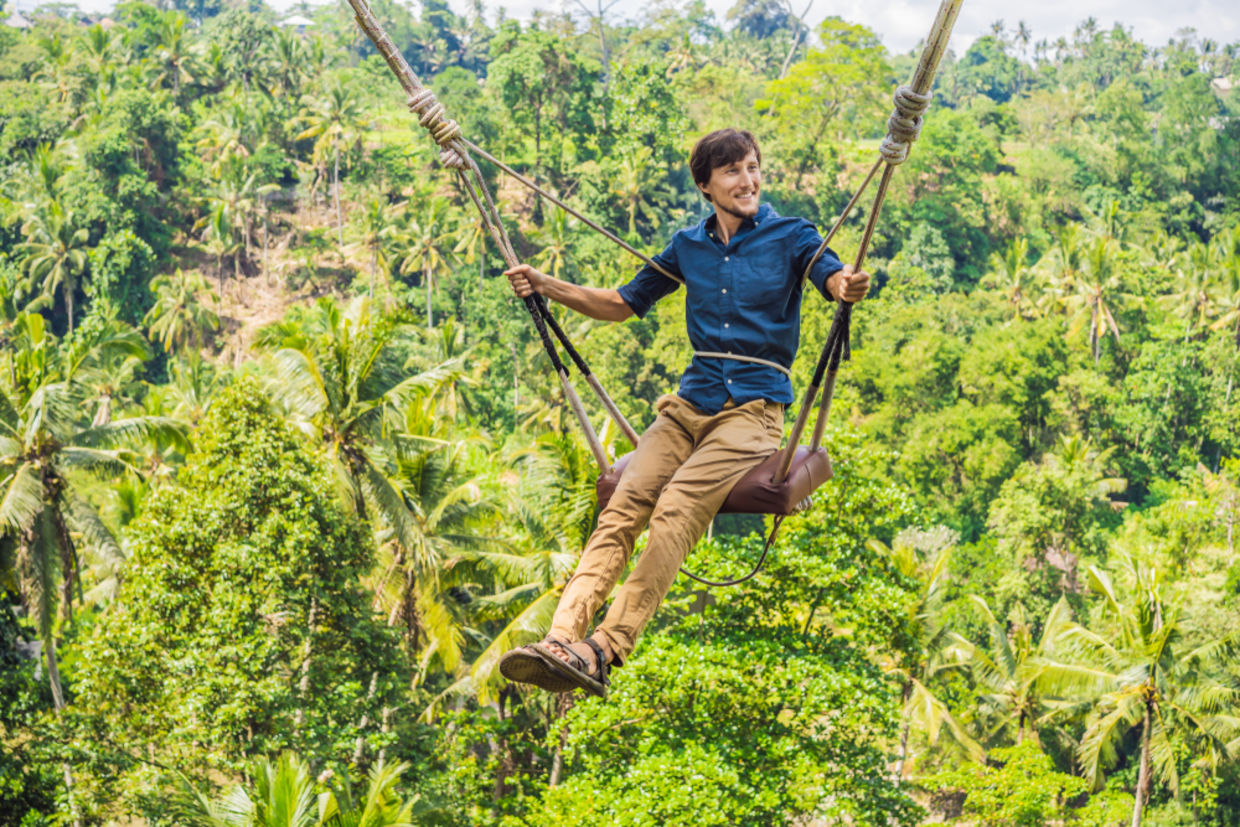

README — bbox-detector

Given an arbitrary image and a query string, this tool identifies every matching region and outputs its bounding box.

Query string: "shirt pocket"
[735,251,791,309]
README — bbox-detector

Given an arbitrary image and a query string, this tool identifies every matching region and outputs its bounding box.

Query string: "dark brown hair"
[689,129,761,201]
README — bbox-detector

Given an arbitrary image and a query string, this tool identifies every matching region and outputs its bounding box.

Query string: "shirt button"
[727,379,732,384]
[721,288,727,294]
[724,256,730,262]
[724,323,730,328]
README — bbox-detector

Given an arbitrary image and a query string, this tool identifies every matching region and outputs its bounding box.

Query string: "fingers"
[837,265,871,303]
[504,264,536,298]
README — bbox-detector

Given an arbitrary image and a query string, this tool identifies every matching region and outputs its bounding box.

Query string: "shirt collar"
[698,203,777,240]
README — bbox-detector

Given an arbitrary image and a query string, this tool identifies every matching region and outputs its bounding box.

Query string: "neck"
[712,207,746,245]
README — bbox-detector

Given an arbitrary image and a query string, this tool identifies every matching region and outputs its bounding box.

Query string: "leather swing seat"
[596,445,833,517]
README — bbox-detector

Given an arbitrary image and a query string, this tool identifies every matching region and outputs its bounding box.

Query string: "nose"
[739,168,758,190]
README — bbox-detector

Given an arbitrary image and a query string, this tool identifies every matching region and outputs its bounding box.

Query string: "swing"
[345,0,963,585]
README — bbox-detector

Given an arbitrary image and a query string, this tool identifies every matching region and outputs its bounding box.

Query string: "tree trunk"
[425,260,433,330]
[491,689,514,806]
[333,142,343,249]
[64,272,75,333]
[353,670,380,764]
[1131,701,1152,827]
[44,640,82,827]
[549,693,575,787]
[895,681,912,779]
[263,210,271,286]
[511,339,520,409]
[293,597,318,735]
[593,2,611,96]
[369,249,376,301]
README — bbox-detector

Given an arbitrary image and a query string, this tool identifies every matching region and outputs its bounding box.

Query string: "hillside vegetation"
[0,0,1238,824]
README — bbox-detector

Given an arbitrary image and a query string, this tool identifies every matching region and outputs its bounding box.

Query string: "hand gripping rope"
[346,0,963,586]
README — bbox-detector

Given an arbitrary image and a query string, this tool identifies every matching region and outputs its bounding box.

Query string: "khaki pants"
[549,393,784,664]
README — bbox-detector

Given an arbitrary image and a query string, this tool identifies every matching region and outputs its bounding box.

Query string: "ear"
[696,181,713,202]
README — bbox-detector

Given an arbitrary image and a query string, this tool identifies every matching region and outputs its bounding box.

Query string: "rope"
[774,0,962,485]
[879,86,931,165]
[347,0,623,473]
[681,515,785,587]
[693,351,792,378]
[350,0,964,584]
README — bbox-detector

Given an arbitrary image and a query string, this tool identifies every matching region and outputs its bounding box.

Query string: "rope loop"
[406,89,467,169]
[879,85,932,165]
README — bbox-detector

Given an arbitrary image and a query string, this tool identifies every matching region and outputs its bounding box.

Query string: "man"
[498,128,870,698]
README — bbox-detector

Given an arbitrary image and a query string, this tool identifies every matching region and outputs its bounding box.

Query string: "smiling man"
[498,128,871,697]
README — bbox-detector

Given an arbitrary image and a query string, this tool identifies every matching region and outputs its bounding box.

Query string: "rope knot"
[879,85,932,165]
[407,89,467,169]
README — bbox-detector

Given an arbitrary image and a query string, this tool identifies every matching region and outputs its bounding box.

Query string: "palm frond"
[469,589,560,706]
[73,415,190,452]
[0,462,44,535]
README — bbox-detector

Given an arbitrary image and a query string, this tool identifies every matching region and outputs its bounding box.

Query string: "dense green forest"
[0,0,1238,822]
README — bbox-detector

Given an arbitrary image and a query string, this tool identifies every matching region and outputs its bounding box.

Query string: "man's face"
[699,150,761,221]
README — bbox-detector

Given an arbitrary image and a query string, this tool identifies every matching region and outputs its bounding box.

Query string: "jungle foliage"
[0,0,1238,824]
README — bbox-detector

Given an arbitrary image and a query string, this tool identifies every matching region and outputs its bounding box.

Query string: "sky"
[480,0,1240,55]
[9,0,1238,56]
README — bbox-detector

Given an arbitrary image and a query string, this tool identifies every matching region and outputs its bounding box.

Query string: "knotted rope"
[776,0,962,484]
[406,89,467,169]
[879,86,932,165]
[347,0,638,473]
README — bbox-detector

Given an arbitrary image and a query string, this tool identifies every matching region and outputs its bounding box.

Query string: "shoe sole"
[499,647,577,693]
[528,643,608,700]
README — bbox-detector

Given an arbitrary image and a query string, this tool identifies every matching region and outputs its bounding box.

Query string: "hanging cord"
[346,0,644,471]
[683,0,960,587]
[773,0,959,486]
[680,515,785,587]
[349,0,963,585]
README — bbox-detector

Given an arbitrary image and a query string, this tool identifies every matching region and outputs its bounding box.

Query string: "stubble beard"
[717,196,759,222]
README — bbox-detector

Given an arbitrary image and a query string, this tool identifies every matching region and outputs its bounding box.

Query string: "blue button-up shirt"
[617,203,843,415]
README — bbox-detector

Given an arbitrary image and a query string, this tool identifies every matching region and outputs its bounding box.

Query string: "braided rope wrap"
[879,85,932,165]
[407,89,468,169]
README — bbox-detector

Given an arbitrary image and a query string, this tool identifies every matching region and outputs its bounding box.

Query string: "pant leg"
[548,395,694,643]
[594,397,784,663]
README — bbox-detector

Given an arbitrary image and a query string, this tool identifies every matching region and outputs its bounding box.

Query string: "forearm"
[538,276,633,322]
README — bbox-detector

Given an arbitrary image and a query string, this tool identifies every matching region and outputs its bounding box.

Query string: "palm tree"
[260,298,465,542]
[982,237,1037,321]
[1064,236,1131,363]
[266,28,306,98]
[347,195,399,302]
[1209,227,1240,349]
[18,201,91,333]
[1041,556,1240,827]
[0,313,186,714]
[296,82,370,247]
[152,12,198,97]
[610,146,665,238]
[195,94,255,176]
[426,427,600,713]
[144,269,220,353]
[195,159,277,286]
[371,422,498,677]
[1037,223,1085,315]
[1164,239,1217,343]
[77,24,119,96]
[179,753,423,826]
[872,539,985,776]
[529,206,576,281]
[962,596,1074,747]
[35,33,75,104]
[397,199,456,330]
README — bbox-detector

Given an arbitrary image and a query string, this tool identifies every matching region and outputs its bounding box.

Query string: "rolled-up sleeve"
[617,241,681,319]
[795,220,844,301]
